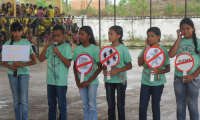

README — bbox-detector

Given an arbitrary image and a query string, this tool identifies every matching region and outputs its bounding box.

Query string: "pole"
[114,0,116,25]
[99,0,101,49]
[174,0,175,15]
[150,0,152,27]
[185,0,187,18]
[36,18,39,58]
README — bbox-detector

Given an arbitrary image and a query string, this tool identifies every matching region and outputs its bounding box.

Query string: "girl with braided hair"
[169,18,200,120]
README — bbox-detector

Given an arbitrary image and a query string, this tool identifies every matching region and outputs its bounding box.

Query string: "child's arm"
[80,62,102,88]
[138,38,150,66]
[151,65,170,75]
[168,29,182,58]
[39,38,53,62]
[73,62,82,89]
[52,47,71,67]
[109,62,132,76]
[13,53,36,67]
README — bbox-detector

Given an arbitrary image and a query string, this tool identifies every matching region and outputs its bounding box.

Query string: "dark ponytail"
[10,35,14,45]
[180,18,199,54]
[109,26,124,44]
[192,29,199,54]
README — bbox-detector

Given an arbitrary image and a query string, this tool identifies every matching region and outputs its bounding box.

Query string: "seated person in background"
[23,13,30,25]
[72,23,79,34]
[25,3,31,14]
[1,13,8,26]
[39,20,45,36]
[73,30,79,44]
[9,13,14,25]
[0,31,7,54]
[43,15,52,32]
[15,13,22,23]
[1,25,8,33]
[21,6,26,17]
[22,22,27,38]
[40,31,48,46]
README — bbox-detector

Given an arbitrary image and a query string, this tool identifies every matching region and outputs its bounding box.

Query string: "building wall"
[71,0,105,10]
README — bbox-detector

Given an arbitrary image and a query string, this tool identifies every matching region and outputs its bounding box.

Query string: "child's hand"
[76,81,82,89]
[46,38,53,46]
[151,68,160,75]
[103,69,108,76]
[52,47,60,55]
[177,29,182,40]
[80,81,90,88]
[10,64,18,71]
[109,69,118,76]
[182,74,195,83]
[145,38,150,49]
[13,61,23,67]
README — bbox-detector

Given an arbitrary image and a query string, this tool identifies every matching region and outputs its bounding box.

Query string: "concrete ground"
[0,49,199,120]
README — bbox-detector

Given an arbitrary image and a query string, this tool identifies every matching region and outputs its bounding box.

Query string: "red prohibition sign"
[75,54,94,75]
[144,46,165,68]
[99,46,120,67]
[175,53,194,72]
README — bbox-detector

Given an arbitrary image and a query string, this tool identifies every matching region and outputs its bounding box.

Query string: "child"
[73,30,79,44]
[168,18,200,120]
[25,3,31,14]
[43,15,52,32]
[1,3,7,15]
[39,25,72,120]
[1,13,8,26]
[9,13,14,25]
[33,5,37,16]
[48,5,55,24]
[138,27,170,120]
[7,2,12,16]
[1,22,36,120]
[39,20,45,36]
[21,6,26,17]
[102,26,132,120]
[22,13,30,25]
[15,13,22,23]
[73,26,102,120]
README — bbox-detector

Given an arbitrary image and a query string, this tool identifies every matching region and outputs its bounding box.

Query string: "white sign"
[175,53,194,76]
[2,45,30,61]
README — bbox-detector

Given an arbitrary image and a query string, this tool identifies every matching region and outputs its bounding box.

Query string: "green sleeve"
[123,46,132,63]
[164,48,170,66]
[29,45,34,55]
[64,44,72,60]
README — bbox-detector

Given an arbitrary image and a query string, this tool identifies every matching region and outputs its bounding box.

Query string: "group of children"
[0,2,79,47]
[1,17,200,120]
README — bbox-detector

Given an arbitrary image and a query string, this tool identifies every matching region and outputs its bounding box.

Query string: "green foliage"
[176,5,185,15]
[165,4,174,16]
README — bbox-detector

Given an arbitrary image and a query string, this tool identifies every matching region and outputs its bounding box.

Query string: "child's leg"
[186,76,200,120]
[47,85,57,120]
[88,84,98,120]
[79,86,90,120]
[19,74,30,120]
[56,86,68,120]
[151,84,164,120]
[174,75,187,120]
[105,82,117,120]
[8,74,21,120]
[116,82,127,120]
[139,84,151,120]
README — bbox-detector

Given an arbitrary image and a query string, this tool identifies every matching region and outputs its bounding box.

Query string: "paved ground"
[0,49,199,120]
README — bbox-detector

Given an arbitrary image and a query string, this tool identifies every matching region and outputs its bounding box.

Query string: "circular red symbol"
[175,53,194,72]
[99,46,120,67]
[75,54,94,75]
[144,46,165,68]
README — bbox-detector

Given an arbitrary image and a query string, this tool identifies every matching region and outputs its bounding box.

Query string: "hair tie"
[121,39,124,42]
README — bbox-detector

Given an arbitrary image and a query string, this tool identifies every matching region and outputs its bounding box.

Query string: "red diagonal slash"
[176,60,193,66]
[101,52,118,63]
[77,61,92,68]
[147,51,163,63]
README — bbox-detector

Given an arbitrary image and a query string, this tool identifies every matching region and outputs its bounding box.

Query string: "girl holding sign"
[73,26,102,120]
[138,27,170,120]
[168,18,200,120]
[1,22,36,120]
[102,26,132,120]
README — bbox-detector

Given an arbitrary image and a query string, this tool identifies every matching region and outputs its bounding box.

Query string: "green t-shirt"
[175,38,200,77]
[137,45,170,86]
[45,43,72,86]
[103,44,132,83]
[2,39,34,75]
[72,44,100,85]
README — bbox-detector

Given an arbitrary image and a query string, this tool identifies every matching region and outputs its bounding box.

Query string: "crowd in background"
[0,2,80,54]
